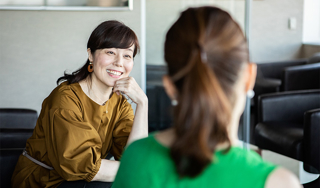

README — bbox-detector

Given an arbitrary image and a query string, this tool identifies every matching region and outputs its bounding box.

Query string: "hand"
[113,77,148,105]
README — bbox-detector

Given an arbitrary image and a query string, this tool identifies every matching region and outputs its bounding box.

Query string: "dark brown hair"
[57,20,140,85]
[165,7,249,177]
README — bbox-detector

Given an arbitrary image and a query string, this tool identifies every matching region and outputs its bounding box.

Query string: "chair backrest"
[282,63,320,91]
[308,52,320,64]
[257,59,307,80]
[258,90,320,124]
[0,108,37,188]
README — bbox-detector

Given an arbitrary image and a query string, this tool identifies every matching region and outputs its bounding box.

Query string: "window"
[303,0,320,44]
[0,0,132,10]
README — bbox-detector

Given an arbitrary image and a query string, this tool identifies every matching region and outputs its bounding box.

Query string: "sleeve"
[46,108,102,182]
[110,99,134,160]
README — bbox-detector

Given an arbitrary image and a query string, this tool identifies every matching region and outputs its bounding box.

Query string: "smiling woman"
[11,20,148,188]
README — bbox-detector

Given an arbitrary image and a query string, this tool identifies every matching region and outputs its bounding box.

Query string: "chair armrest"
[303,108,320,173]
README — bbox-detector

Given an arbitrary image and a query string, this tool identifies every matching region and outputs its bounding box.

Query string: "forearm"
[92,159,120,182]
[126,100,148,146]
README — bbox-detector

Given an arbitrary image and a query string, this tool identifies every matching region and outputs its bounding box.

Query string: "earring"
[88,62,93,73]
[171,99,178,106]
[247,90,255,99]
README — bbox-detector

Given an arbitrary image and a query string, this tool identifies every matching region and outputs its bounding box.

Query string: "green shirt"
[113,134,277,188]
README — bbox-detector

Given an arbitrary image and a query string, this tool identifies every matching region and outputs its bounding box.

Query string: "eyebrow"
[126,48,133,52]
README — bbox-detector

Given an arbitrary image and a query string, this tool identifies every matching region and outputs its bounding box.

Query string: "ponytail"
[170,49,232,177]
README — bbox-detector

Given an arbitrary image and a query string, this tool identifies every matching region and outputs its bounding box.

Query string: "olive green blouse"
[12,82,134,188]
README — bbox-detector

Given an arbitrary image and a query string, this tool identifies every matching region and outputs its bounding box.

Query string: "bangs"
[88,21,140,57]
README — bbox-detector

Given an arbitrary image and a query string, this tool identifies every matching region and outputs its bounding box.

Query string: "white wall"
[145,0,305,65]
[249,0,304,62]
[0,0,142,114]
[146,0,245,65]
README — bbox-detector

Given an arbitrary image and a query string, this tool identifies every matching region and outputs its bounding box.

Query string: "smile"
[107,69,123,76]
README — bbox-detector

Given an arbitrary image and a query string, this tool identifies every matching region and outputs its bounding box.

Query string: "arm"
[47,108,102,182]
[126,97,148,145]
[92,159,120,182]
[92,77,148,182]
[113,77,148,145]
[265,168,302,188]
[91,102,147,182]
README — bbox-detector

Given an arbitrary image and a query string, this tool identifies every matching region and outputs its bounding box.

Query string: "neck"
[81,75,113,105]
[227,111,241,147]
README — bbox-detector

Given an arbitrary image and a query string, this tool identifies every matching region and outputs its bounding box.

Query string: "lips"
[107,69,123,78]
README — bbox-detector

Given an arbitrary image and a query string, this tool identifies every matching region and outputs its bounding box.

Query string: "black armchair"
[251,59,308,131]
[0,108,37,188]
[254,90,320,187]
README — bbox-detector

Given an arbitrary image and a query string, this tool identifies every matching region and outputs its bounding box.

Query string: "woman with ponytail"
[12,20,148,188]
[113,6,301,188]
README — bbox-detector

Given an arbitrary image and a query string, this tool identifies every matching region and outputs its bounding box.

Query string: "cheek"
[96,56,113,67]
[124,62,134,75]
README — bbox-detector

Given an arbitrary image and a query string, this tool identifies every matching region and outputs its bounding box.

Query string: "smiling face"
[88,45,134,87]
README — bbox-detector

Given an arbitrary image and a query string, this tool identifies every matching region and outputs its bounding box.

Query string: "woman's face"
[88,45,135,87]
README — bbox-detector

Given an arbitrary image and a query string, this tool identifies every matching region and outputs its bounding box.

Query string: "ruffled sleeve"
[110,99,134,160]
[45,108,102,182]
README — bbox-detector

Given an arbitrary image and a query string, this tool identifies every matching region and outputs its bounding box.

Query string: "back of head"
[164,6,249,177]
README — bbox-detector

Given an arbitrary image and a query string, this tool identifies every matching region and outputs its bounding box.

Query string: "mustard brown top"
[12,82,134,188]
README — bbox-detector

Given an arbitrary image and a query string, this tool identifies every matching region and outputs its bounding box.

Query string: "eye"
[124,54,132,59]
[107,51,115,55]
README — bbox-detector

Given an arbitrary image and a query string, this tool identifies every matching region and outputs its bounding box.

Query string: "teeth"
[107,70,122,76]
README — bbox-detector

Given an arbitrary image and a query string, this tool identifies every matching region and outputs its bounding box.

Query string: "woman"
[11,20,148,188]
[113,7,301,188]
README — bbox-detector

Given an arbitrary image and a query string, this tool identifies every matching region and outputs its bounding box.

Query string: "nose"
[113,54,123,67]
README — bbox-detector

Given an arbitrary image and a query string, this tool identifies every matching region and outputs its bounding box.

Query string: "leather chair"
[254,90,320,187]
[0,108,37,188]
[251,57,319,143]
[251,59,308,137]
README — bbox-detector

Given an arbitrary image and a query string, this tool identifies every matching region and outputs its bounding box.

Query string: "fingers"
[113,77,137,93]
[113,85,130,94]
[115,77,136,85]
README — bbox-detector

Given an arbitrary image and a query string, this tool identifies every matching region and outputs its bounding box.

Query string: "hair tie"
[200,50,207,63]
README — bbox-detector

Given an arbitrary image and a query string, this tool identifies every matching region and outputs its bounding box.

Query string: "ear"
[87,48,93,62]
[162,75,178,100]
[245,62,257,92]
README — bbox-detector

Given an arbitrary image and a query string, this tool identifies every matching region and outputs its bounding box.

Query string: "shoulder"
[115,135,165,187]
[124,136,156,155]
[218,147,277,185]
[265,168,302,188]
[45,82,83,110]
[121,135,163,164]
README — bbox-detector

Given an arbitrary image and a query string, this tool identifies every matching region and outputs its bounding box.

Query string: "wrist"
[136,95,148,106]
